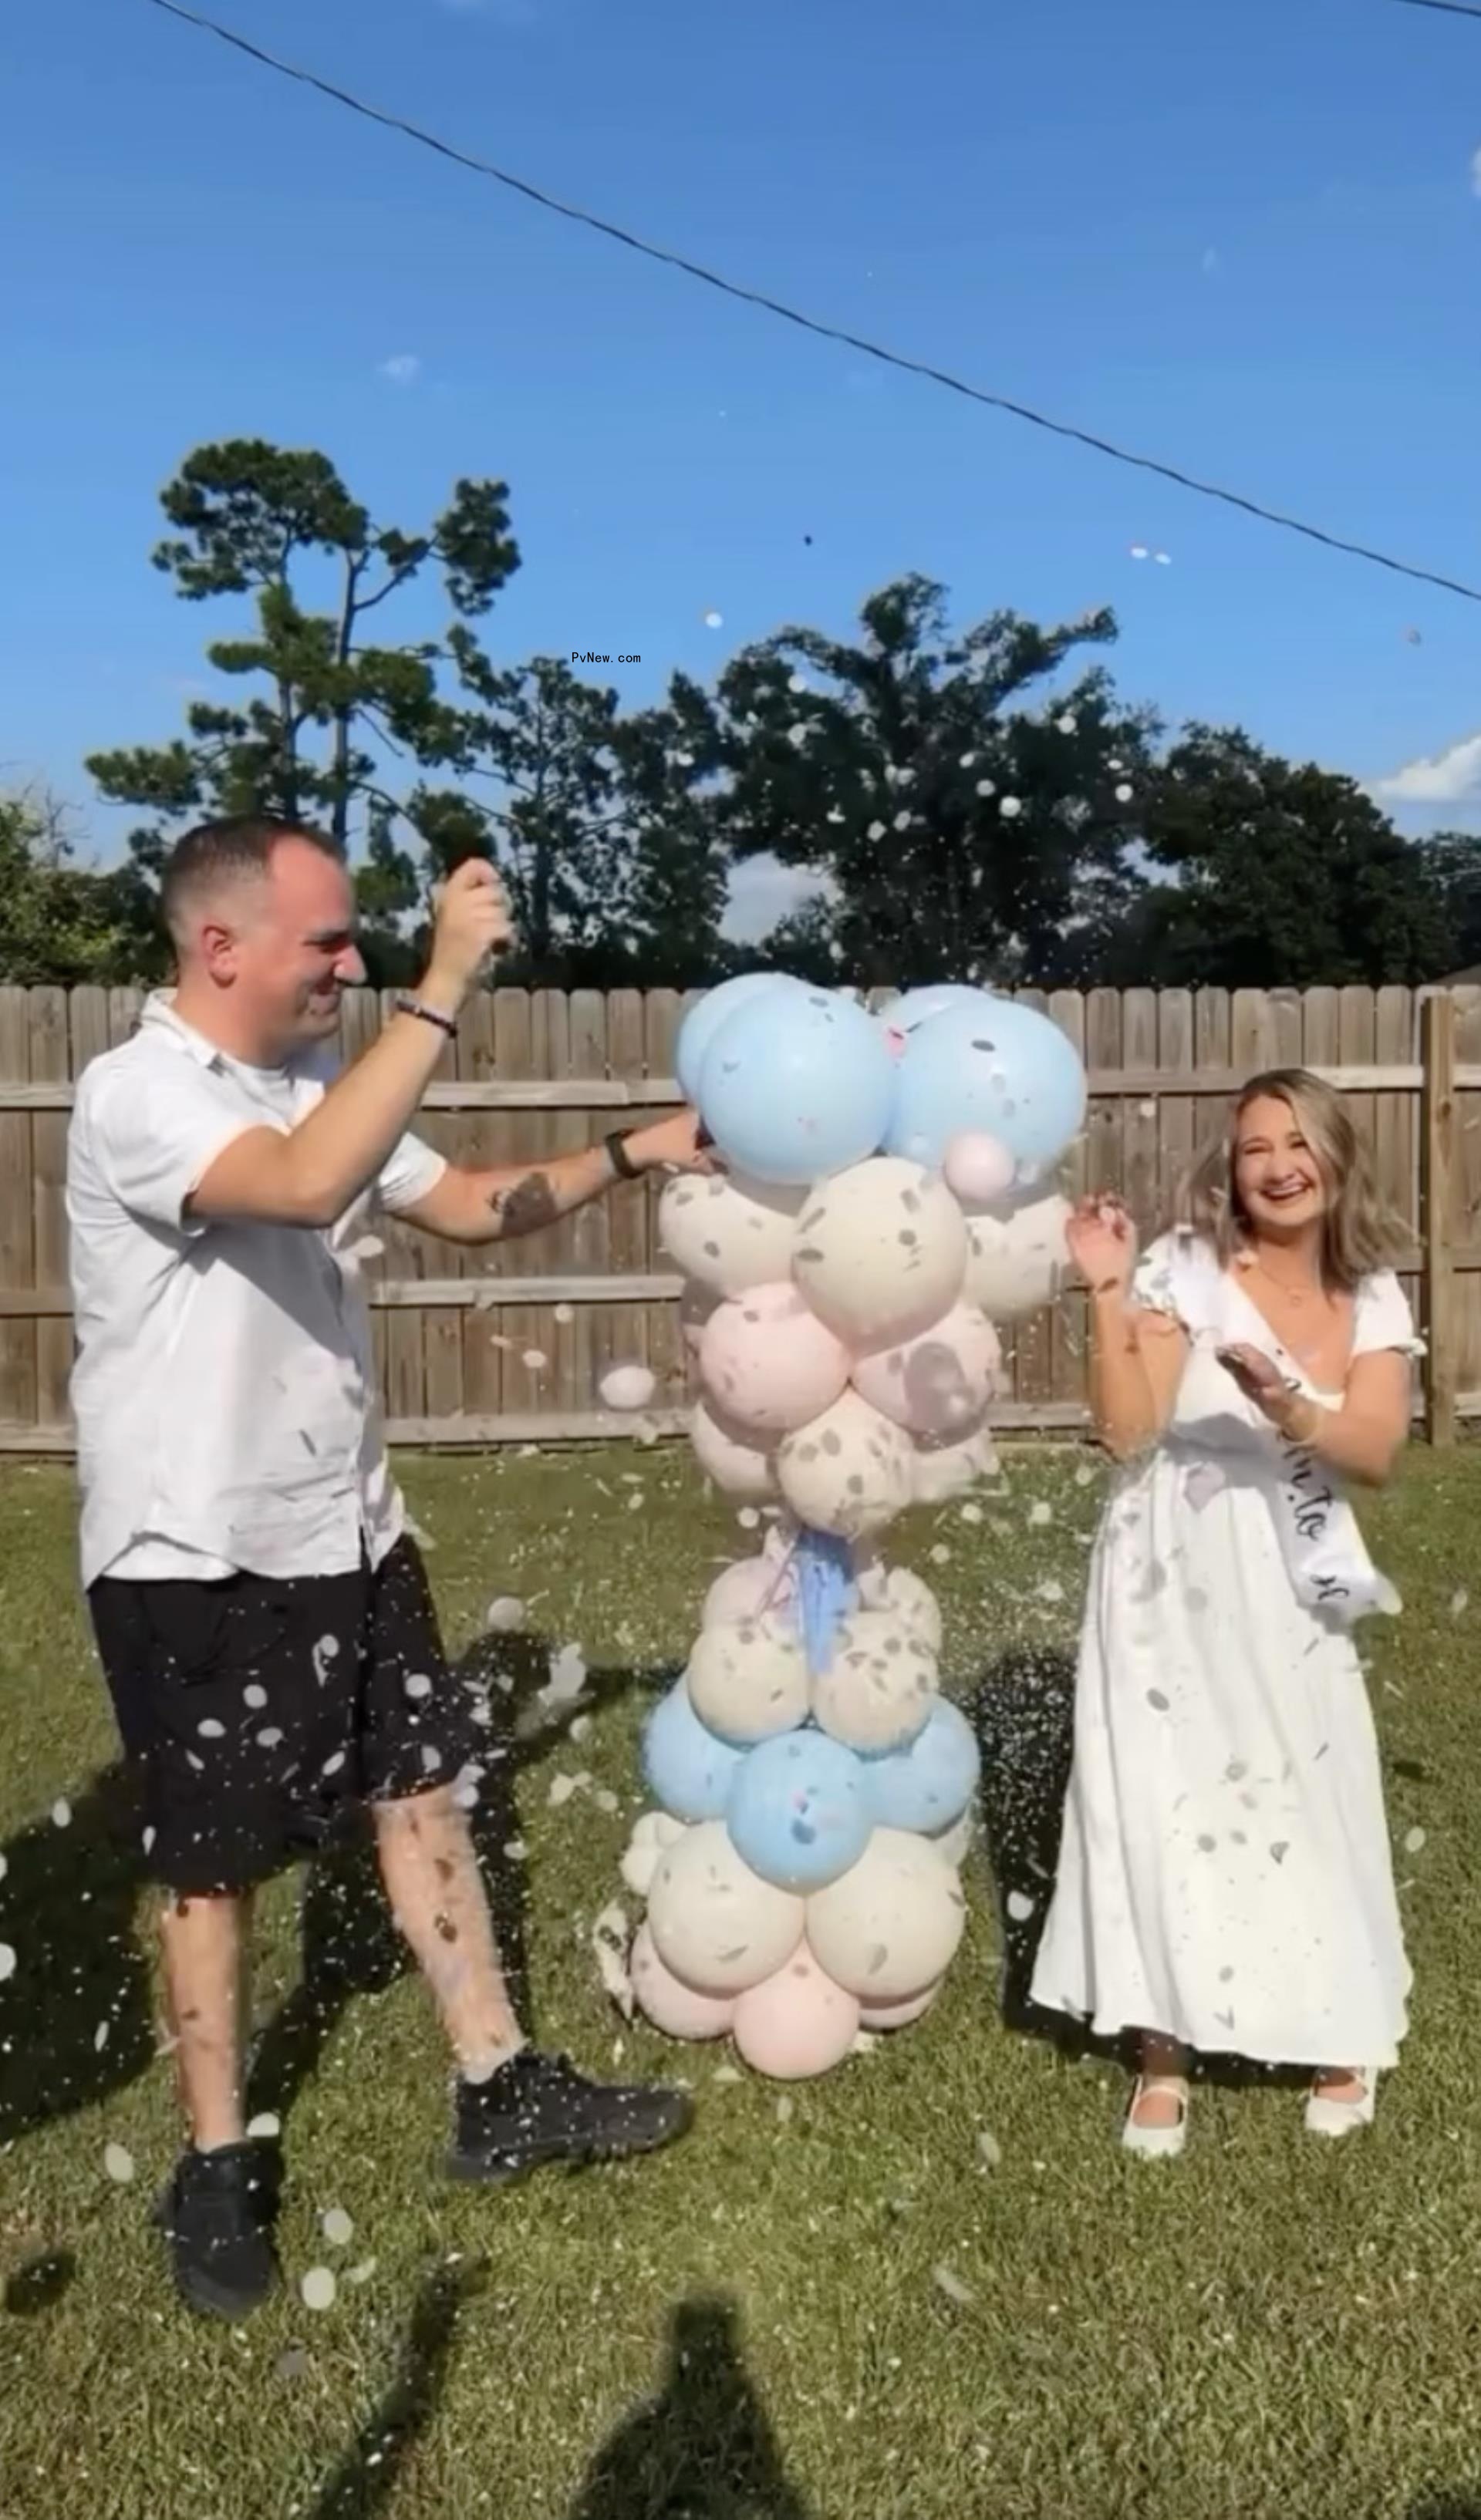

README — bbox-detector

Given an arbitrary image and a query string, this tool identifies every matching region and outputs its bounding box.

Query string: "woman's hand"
[1216,1341,1304,1429]
[1066,1194,1138,1297]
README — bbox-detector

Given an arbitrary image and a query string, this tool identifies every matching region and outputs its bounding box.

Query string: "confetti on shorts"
[933,2263,976,2308]
[403,1673,434,1701]
[244,1683,268,1710]
[1006,1890,1036,1922]
[301,2267,338,2313]
[197,1718,225,1740]
[52,1799,73,1830]
[322,2208,355,2249]
[868,820,886,841]
[103,2144,137,2185]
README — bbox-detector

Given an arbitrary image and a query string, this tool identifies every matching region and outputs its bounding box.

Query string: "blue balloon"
[879,985,987,1040]
[676,974,800,1105]
[862,1698,980,1834]
[643,1679,745,1822]
[726,1727,872,1892]
[697,989,896,1186]
[884,994,1086,1174]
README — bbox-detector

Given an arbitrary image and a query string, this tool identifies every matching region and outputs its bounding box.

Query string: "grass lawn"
[2,1441,1481,2520]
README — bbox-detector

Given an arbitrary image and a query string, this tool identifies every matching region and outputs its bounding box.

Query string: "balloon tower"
[618,977,1087,2080]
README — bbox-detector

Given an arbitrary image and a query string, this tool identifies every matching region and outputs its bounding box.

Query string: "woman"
[1030,1068,1422,2154]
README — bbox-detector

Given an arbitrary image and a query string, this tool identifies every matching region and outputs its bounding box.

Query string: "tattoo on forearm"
[487,1171,560,1238]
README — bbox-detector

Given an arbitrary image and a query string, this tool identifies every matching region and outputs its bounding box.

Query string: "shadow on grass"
[247,1632,656,2128]
[1407,2500,1481,2519]
[0,1761,155,2148]
[304,2255,486,2519]
[567,2293,813,2520]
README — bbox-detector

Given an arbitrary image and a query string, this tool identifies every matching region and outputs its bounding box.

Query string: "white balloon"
[851,1303,1000,1437]
[792,1160,967,1351]
[620,1808,687,1899]
[806,1828,967,2002]
[929,1807,977,1870]
[647,1820,806,1994]
[911,1423,1000,1506]
[960,1191,1071,1321]
[660,1172,808,1297]
[599,1363,657,1413]
[702,1554,794,1629]
[854,1563,944,1656]
[629,1918,737,2037]
[690,1398,778,1500]
[811,1609,937,1752]
[687,1613,809,1745]
[777,1392,914,1541]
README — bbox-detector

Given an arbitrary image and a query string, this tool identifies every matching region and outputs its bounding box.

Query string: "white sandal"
[1304,2070,1376,2138]
[1122,2076,1189,2160]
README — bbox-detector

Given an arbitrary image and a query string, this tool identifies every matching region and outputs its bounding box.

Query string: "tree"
[1119,727,1456,989]
[715,574,1154,987]
[0,788,159,987]
[1415,829,1481,975]
[86,438,519,962]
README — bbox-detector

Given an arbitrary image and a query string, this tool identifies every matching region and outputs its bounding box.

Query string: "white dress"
[1030,1229,1422,2072]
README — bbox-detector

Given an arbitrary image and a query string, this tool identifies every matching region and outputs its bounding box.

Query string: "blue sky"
[5,0,1481,937]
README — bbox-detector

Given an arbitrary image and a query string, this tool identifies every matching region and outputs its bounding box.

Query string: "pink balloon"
[859,1979,943,2031]
[731,1939,861,2079]
[691,1398,777,1498]
[943,1130,1016,1204]
[851,1304,1001,1437]
[629,1920,737,2039]
[700,1282,851,1437]
[703,1555,795,1628]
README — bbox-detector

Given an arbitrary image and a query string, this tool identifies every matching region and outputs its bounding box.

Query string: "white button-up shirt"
[66,992,448,1589]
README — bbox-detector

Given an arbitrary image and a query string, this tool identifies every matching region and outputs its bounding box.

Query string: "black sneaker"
[152,2139,282,2320]
[447,2049,694,2186]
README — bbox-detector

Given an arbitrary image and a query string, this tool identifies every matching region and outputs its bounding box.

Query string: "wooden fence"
[2,982,1479,1454]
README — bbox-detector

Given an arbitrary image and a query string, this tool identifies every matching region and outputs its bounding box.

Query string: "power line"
[1393,0,1481,22]
[140,0,1481,607]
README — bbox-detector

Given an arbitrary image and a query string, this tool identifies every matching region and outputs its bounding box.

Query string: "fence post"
[1420,990,1457,1447]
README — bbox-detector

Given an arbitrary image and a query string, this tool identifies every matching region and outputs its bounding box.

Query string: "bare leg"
[159,1890,253,2151]
[373,1787,523,2080]
[1131,2030,1189,2129]
[1312,2068,1367,2102]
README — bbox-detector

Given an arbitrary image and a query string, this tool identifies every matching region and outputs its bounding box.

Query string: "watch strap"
[605,1130,639,1181]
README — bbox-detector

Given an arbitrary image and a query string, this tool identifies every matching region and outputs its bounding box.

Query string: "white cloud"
[1471,144,1481,198]
[1372,732,1481,807]
[378,353,421,386]
[722,857,834,944]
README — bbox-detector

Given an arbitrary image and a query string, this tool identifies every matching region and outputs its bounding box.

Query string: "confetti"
[94,2021,110,2052]
[999,796,1023,819]
[1115,783,1134,804]
[977,2130,1003,2170]
[248,2113,282,2139]
[599,1364,657,1413]
[703,609,724,629]
[301,2267,338,2313]
[0,1945,15,1983]
[0,1852,6,1883]
[868,820,886,841]
[930,1543,952,1566]
[543,1643,589,1706]
[1006,1890,1036,1922]
[197,1718,225,1739]
[486,1597,526,1632]
[243,1683,268,1710]
[346,2259,377,2286]
[522,1349,549,1373]
[403,1673,434,1700]
[1155,551,1172,565]
[933,2263,976,2308]
[553,1302,575,1326]
[1028,1501,1053,1528]
[975,778,996,799]
[52,1799,72,1830]
[1129,544,1149,561]
[1056,714,1076,735]
[549,1773,582,1807]
[103,2144,137,2185]
[322,2208,355,2249]
[1449,1588,1469,1618]
[1403,1826,1427,1855]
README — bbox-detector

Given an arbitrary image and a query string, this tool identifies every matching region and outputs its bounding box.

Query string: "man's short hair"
[160,814,345,948]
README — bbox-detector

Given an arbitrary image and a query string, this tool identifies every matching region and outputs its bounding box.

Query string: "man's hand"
[625,1110,722,1176]
[423,859,514,1004]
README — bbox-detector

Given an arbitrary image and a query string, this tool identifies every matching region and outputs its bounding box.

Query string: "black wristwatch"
[605,1130,640,1181]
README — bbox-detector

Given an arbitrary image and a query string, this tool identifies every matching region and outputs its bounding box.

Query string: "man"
[66,814,707,2322]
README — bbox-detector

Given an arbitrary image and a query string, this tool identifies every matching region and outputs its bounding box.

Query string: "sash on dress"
[1266,1380,1401,1626]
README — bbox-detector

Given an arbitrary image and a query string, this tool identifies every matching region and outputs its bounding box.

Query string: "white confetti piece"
[600,1363,656,1412]
[141,1827,156,1855]
[248,2114,282,2140]
[243,1683,268,1711]
[347,1234,384,1263]
[1155,551,1172,565]
[548,1773,582,1807]
[95,2021,110,2052]
[542,1643,589,1705]
[0,1852,6,1884]
[322,1750,347,1777]
[703,609,724,630]
[346,2259,377,2286]
[1035,1579,1064,1605]
[592,1902,633,2016]
[257,1727,285,1749]
[1074,1464,1096,1488]
[1007,1890,1036,1922]
[737,1506,761,1531]
[712,2064,743,2085]
[868,820,886,841]
[103,2144,137,2185]
[1404,1826,1427,1855]
[301,2267,338,2313]
[930,1544,951,1566]
[998,796,1023,820]
[977,2129,1003,2170]
[486,1597,526,1633]
[522,1349,549,1373]
[197,1719,225,1740]
[1056,714,1076,735]
[0,1945,15,1983]
[1449,1588,1469,1618]
[322,2208,355,2249]
[776,2094,794,2124]
[1028,1501,1054,1528]
[553,1302,575,1326]
[960,1501,983,1525]
[1129,544,1149,561]
[975,778,996,799]
[933,2263,976,2308]
[1115,783,1134,804]
[403,1673,434,1701]
[52,1799,72,1831]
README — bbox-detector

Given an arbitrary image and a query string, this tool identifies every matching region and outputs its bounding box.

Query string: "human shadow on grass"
[247,1632,658,2129]
[567,2294,814,2520]
[1406,2498,1481,2519]
[0,1760,155,2150]
[303,2255,486,2520]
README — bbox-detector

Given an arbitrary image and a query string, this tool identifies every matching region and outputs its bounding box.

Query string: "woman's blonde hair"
[1174,1067,1406,1290]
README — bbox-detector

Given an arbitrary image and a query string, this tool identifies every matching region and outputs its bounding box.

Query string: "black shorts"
[87,1537,482,1896]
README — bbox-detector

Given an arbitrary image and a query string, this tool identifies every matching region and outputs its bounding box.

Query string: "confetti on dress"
[301,2267,338,2313]
[975,779,996,799]
[103,2144,137,2185]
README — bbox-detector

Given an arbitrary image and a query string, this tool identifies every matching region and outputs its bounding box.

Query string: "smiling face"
[1231,1093,1329,1242]
[189,836,366,1063]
